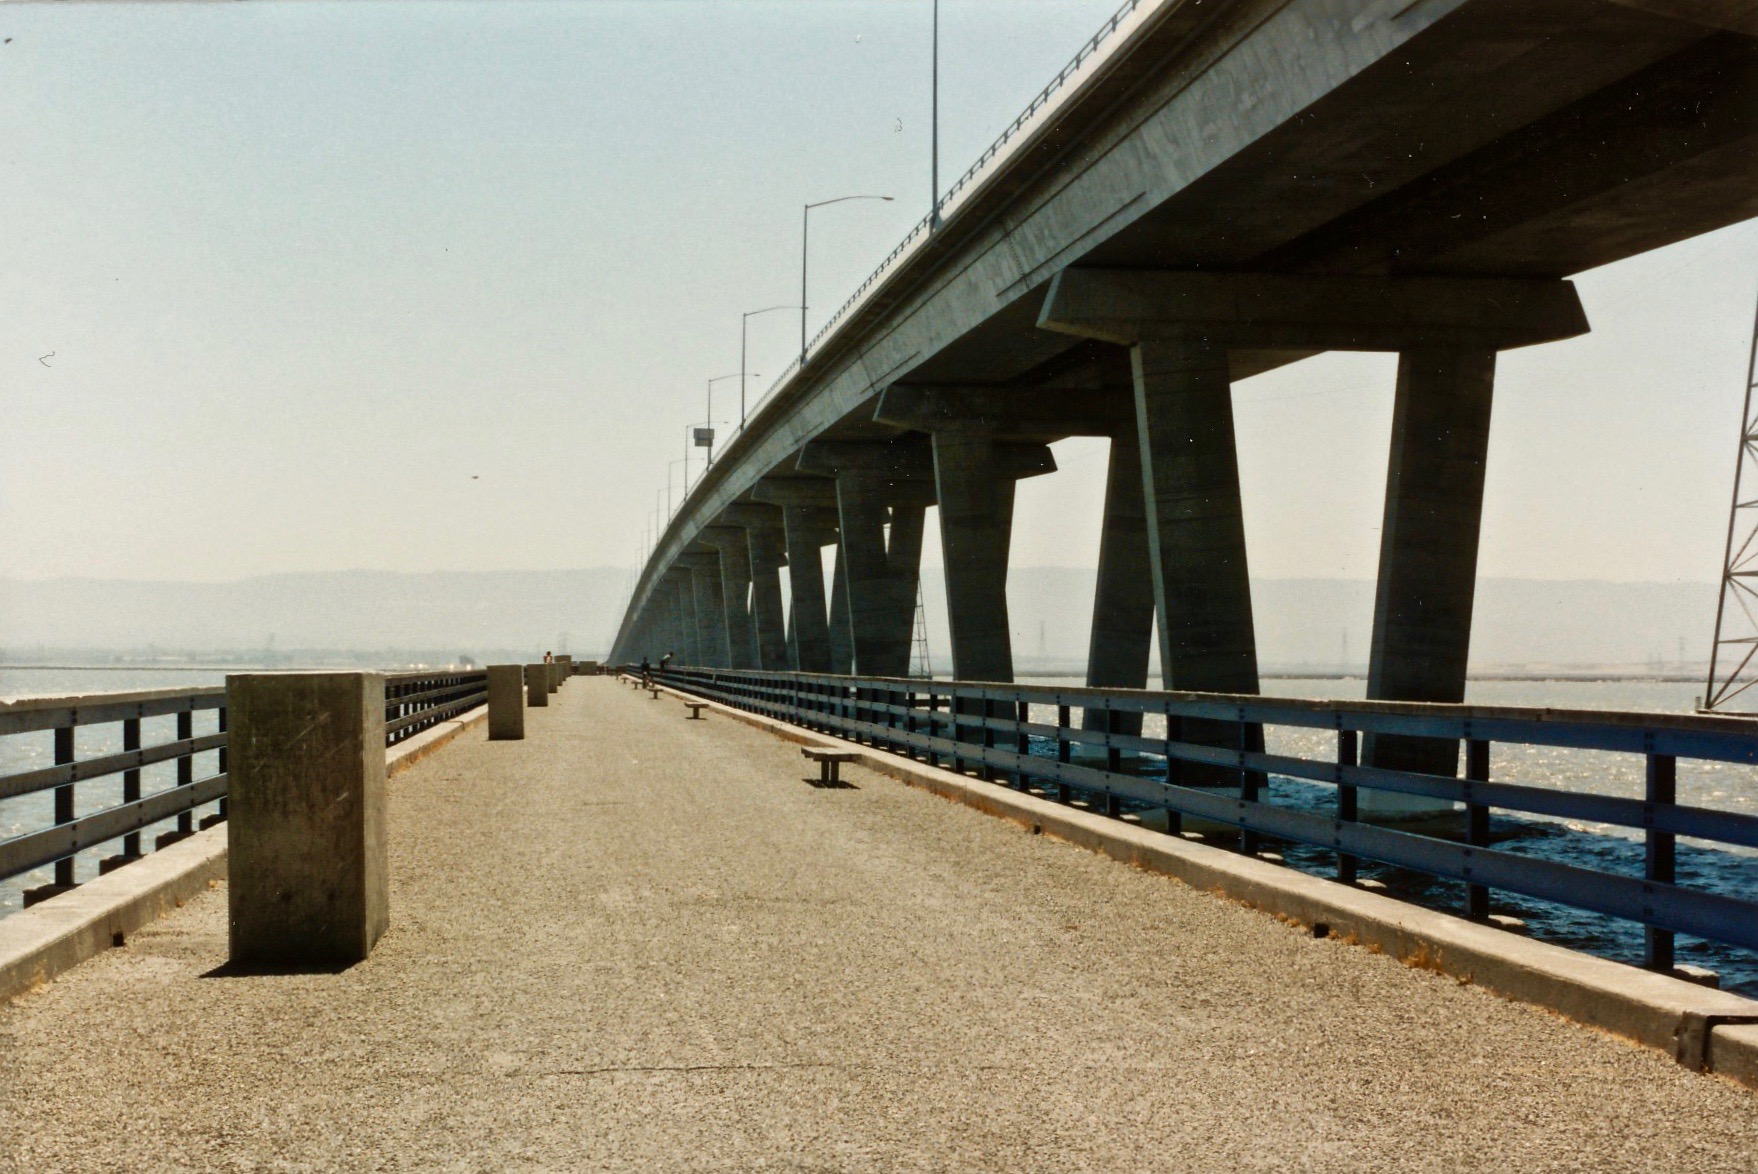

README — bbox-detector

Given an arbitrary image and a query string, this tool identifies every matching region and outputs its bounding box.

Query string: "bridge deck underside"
[621,1,1758,659]
[4,680,1754,1167]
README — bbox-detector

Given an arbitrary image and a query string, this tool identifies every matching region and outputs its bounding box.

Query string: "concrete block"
[557,655,573,682]
[525,664,549,707]
[486,664,526,740]
[546,663,560,694]
[226,672,388,968]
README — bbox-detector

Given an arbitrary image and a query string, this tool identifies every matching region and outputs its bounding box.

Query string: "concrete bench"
[801,746,859,787]
[683,702,708,720]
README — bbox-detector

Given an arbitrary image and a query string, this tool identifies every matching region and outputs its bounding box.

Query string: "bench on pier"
[683,702,708,720]
[801,745,859,787]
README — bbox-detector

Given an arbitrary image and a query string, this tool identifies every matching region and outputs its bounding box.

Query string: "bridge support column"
[691,562,731,668]
[707,531,759,670]
[782,506,833,672]
[1131,339,1263,783]
[931,428,1017,684]
[1133,340,1260,695]
[670,574,701,665]
[1363,347,1498,817]
[835,476,925,678]
[747,526,790,671]
[829,545,855,674]
[1085,411,1155,735]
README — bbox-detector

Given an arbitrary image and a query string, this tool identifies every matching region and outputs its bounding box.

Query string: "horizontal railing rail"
[0,669,490,898]
[653,667,1758,974]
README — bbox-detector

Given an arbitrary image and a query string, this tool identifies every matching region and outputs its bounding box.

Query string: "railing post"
[1336,728,1358,884]
[176,708,195,836]
[487,665,527,740]
[1465,738,1490,920]
[1239,713,1259,856]
[1015,700,1030,790]
[1645,751,1677,972]
[1056,702,1071,804]
[1164,706,1182,836]
[216,705,228,821]
[228,671,389,968]
[122,717,142,858]
[51,724,74,890]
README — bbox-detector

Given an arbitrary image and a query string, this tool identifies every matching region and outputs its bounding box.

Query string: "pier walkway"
[3,678,1756,1169]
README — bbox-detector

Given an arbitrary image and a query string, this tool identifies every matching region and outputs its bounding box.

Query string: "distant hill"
[0,569,633,662]
[0,569,1718,674]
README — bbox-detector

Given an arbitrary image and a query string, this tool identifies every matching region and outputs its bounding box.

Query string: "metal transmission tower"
[1704,290,1758,712]
[910,583,934,679]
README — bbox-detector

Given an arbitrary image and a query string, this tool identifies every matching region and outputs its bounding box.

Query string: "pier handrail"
[0,669,489,894]
[655,667,1758,973]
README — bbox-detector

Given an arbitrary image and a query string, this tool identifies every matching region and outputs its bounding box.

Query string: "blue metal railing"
[656,667,1758,976]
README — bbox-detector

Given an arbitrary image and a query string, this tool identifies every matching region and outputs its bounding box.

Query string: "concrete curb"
[0,704,487,1005]
[671,688,1758,1089]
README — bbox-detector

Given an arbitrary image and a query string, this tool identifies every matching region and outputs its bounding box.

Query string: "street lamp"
[931,0,941,229]
[742,305,797,425]
[703,372,742,467]
[666,457,688,520]
[801,194,893,366]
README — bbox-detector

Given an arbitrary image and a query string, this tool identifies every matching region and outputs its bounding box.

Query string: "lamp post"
[704,372,742,467]
[931,0,940,229]
[801,194,894,366]
[666,457,688,520]
[741,305,796,425]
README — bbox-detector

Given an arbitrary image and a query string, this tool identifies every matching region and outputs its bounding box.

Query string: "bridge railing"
[0,669,489,900]
[728,0,1152,447]
[655,667,1758,972]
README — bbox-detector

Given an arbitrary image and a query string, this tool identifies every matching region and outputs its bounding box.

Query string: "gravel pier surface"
[2,677,1754,1171]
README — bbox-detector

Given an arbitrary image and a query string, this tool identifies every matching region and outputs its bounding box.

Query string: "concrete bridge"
[611,0,1758,803]
[5,678,1757,1168]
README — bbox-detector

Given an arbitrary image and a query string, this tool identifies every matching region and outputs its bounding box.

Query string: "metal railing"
[730,0,1154,447]
[385,670,489,745]
[656,668,1758,972]
[0,669,489,896]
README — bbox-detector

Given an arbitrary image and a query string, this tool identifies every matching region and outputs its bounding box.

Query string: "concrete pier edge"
[651,681,1758,1090]
[0,703,488,1005]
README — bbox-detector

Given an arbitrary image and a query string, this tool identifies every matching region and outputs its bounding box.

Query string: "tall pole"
[800,204,810,367]
[931,0,940,229]
[800,196,893,370]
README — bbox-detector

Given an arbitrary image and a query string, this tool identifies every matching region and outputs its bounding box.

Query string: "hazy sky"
[3,0,1755,590]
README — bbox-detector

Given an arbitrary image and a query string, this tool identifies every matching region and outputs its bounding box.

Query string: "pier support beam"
[1085,411,1155,733]
[930,428,1018,683]
[686,558,731,669]
[829,545,855,675]
[722,503,791,672]
[1133,339,1260,696]
[1040,269,1588,789]
[782,506,835,672]
[747,527,789,671]
[754,481,844,674]
[871,390,1066,684]
[797,442,936,678]
[668,572,701,665]
[227,671,388,968]
[1363,347,1497,812]
[704,527,759,670]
